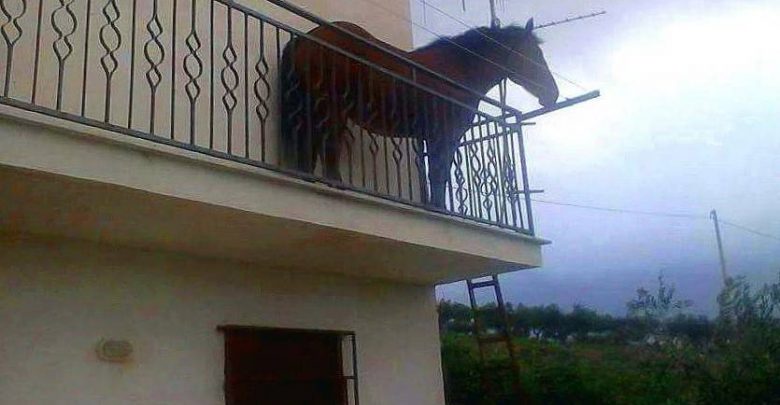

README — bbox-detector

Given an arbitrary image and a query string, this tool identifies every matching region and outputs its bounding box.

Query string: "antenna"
[488,0,501,28]
[534,11,607,30]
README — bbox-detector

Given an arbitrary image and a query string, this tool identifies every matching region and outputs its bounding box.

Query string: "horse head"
[496,19,559,107]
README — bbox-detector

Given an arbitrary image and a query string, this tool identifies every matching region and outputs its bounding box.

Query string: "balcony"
[0,0,546,283]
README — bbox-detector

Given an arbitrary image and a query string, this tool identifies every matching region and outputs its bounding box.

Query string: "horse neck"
[411,39,510,98]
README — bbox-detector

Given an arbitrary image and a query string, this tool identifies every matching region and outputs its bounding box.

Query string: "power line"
[409,0,589,91]
[308,0,573,95]
[532,198,780,243]
[345,0,559,95]
[285,0,554,97]
[719,220,780,243]
[530,198,705,219]
[287,0,779,245]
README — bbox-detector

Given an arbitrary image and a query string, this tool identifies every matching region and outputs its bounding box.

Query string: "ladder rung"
[468,280,497,289]
[481,362,516,372]
[473,306,502,315]
[477,334,508,345]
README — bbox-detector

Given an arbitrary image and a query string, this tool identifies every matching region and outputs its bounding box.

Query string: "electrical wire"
[532,198,780,243]
[530,198,705,220]
[408,0,589,91]
[285,0,562,96]
[285,0,778,245]
[346,0,559,95]
[719,220,780,243]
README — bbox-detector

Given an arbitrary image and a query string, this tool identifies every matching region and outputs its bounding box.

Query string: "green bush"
[439,272,780,404]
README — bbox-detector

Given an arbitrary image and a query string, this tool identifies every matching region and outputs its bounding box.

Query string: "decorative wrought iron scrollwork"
[338,54,357,183]
[99,0,121,121]
[184,0,203,143]
[51,0,76,66]
[310,46,331,167]
[426,98,444,206]
[408,85,427,204]
[220,10,239,150]
[252,22,270,160]
[467,127,484,217]
[388,85,404,197]
[453,144,468,215]
[0,0,25,49]
[482,127,500,216]
[1,0,27,96]
[144,0,165,133]
[501,132,520,226]
[282,35,304,166]
[0,0,538,235]
[50,0,76,108]
[364,73,380,190]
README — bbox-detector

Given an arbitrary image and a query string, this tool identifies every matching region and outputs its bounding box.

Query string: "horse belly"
[302,64,418,139]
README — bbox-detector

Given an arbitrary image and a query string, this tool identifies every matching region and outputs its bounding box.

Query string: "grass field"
[441,332,779,405]
[440,275,780,404]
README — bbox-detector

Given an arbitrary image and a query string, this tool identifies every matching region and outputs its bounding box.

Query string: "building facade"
[0,0,545,403]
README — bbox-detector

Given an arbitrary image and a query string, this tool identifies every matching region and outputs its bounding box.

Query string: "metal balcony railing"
[0,0,537,235]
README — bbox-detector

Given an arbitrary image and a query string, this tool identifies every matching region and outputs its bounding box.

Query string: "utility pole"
[488,0,501,27]
[710,209,728,285]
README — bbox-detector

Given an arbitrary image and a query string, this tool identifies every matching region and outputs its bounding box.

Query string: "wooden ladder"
[466,275,525,403]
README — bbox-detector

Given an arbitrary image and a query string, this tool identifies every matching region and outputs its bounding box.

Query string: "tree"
[665,314,713,345]
[437,300,473,334]
[702,272,780,404]
[627,274,693,324]
[716,273,780,338]
[565,304,607,339]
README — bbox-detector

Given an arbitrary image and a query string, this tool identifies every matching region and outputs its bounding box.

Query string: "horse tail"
[280,36,306,171]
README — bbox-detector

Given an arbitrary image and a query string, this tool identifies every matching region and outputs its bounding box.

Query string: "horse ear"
[525,18,535,31]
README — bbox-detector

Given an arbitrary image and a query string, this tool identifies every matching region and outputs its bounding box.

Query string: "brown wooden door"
[223,327,347,405]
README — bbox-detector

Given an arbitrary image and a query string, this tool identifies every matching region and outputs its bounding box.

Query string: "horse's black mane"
[416,24,541,52]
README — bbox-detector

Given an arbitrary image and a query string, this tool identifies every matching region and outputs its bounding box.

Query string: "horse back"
[288,21,473,139]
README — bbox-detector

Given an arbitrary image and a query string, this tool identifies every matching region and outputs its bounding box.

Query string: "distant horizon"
[435,271,780,320]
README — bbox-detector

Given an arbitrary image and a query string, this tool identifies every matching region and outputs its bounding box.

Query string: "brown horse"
[280,19,558,208]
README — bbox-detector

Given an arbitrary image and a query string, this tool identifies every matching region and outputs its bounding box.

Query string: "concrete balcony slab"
[0,108,546,284]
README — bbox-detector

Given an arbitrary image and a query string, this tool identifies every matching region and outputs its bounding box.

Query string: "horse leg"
[323,125,344,182]
[300,84,328,175]
[427,148,451,209]
[318,91,344,182]
[296,112,316,174]
[429,167,449,209]
[280,38,318,175]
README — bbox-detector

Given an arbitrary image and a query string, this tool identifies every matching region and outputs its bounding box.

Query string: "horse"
[280,18,558,208]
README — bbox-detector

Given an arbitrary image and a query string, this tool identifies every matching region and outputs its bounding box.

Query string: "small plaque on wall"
[96,339,133,363]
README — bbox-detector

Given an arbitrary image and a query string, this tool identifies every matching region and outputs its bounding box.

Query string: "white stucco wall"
[0,235,446,405]
[0,0,417,201]
[251,0,414,49]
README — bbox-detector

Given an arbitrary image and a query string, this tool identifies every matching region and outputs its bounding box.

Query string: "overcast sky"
[410,0,780,315]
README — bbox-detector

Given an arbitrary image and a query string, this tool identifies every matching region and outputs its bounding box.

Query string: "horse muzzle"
[539,92,559,108]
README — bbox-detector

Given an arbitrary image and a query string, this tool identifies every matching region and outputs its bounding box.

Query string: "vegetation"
[439,273,780,404]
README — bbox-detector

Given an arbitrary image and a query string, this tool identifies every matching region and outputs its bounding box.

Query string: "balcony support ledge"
[0,106,547,284]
